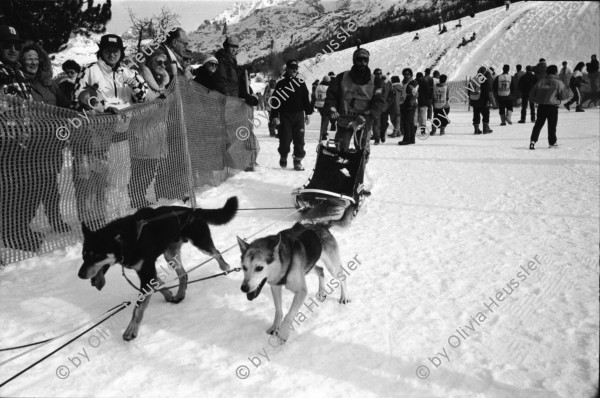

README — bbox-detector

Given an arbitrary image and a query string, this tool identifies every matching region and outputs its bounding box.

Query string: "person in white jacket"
[71,34,148,112]
[69,34,148,229]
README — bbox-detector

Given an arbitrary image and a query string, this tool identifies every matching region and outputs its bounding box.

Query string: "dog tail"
[195,196,238,225]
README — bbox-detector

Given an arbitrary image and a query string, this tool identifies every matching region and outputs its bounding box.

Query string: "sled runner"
[292,120,370,224]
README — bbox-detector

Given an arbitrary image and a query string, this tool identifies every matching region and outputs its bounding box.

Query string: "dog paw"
[171,295,185,304]
[266,324,278,335]
[339,297,352,304]
[274,326,290,342]
[219,263,231,272]
[122,326,138,341]
[316,292,327,301]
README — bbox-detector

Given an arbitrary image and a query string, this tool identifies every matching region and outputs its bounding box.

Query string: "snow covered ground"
[2,1,600,397]
[1,103,598,398]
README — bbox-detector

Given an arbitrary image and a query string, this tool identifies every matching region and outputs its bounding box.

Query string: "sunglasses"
[1,41,22,50]
[154,60,168,66]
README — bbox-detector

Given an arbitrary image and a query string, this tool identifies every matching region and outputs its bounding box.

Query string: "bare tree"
[128,7,181,51]
[153,6,181,38]
[128,8,153,51]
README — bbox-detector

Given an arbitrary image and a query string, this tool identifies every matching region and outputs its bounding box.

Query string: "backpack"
[468,77,482,100]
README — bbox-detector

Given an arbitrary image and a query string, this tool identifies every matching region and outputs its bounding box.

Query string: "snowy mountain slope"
[189,0,401,63]
[0,104,598,398]
[295,1,600,84]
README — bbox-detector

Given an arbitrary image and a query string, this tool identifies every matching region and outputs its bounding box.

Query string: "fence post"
[175,76,197,208]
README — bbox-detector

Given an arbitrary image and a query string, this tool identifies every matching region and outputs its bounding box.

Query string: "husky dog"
[237,222,350,343]
[78,197,238,341]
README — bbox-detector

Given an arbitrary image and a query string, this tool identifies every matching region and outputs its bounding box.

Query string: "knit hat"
[224,36,240,47]
[322,75,331,83]
[352,40,369,62]
[201,54,218,66]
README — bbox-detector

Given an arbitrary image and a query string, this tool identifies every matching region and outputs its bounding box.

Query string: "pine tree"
[0,0,112,53]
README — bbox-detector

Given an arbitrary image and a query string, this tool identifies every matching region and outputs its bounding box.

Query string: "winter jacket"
[130,65,169,160]
[512,70,525,97]
[269,75,312,119]
[586,58,599,74]
[424,75,434,102]
[70,58,148,111]
[469,67,495,108]
[534,62,547,81]
[193,65,218,91]
[558,67,572,89]
[27,78,69,108]
[518,72,537,97]
[0,60,31,99]
[569,70,585,89]
[325,69,385,122]
[417,76,431,107]
[530,74,568,106]
[388,82,403,116]
[214,48,242,97]
[400,78,419,110]
[374,76,392,111]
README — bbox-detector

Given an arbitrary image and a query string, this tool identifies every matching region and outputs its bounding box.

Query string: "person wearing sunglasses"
[193,54,219,91]
[128,49,171,209]
[70,34,148,112]
[0,25,42,252]
[0,25,31,99]
[160,27,193,80]
[326,42,385,153]
[18,42,73,239]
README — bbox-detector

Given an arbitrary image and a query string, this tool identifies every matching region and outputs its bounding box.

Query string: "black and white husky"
[78,197,238,340]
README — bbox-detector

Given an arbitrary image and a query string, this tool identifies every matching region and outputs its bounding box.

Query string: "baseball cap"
[0,25,25,44]
[99,34,125,51]
[286,59,299,69]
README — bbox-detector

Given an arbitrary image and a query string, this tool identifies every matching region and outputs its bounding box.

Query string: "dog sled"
[292,118,371,225]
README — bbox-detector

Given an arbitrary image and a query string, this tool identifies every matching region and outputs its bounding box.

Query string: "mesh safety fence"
[0,78,256,265]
